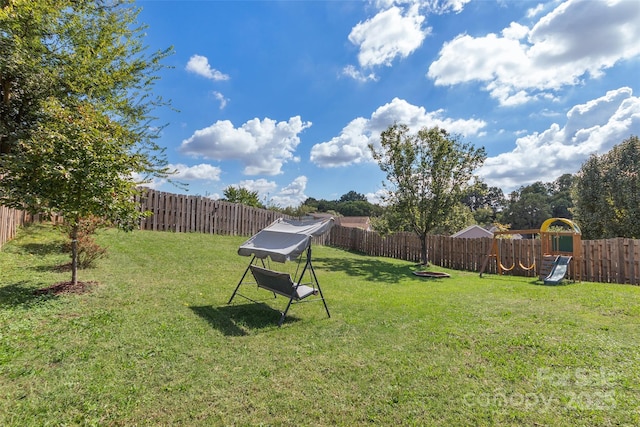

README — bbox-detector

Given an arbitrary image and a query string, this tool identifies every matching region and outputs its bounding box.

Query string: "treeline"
[290,177,574,237]
[221,187,384,218]
[461,174,574,233]
[300,190,384,217]
[224,136,639,240]
[478,135,640,240]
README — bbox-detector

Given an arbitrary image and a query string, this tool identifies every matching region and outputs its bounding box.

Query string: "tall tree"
[499,182,552,231]
[605,135,640,238]
[574,135,640,239]
[302,194,382,217]
[548,173,575,219]
[461,180,505,225]
[573,155,607,239]
[0,0,172,285]
[339,191,367,202]
[431,203,475,235]
[223,186,263,208]
[0,0,54,154]
[338,200,378,217]
[370,124,486,264]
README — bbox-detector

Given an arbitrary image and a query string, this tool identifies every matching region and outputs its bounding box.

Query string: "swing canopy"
[237,217,334,263]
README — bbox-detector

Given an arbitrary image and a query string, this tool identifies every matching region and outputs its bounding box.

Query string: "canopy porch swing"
[228,217,334,326]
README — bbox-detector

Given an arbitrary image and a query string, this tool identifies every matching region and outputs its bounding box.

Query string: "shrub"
[62,216,108,269]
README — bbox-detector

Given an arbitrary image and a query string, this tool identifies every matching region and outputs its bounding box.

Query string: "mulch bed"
[33,281,97,296]
[412,271,451,278]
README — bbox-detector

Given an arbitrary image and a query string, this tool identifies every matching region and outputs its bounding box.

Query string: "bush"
[63,216,108,269]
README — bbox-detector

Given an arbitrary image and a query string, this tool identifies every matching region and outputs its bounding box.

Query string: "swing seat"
[248,265,326,326]
[250,265,317,300]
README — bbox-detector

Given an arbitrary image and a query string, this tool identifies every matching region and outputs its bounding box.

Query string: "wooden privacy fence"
[328,225,640,285]
[136,188,291,237]
[0,206,62,249]
[581,238,640,285]
[328,226,504,274]
[2,187,639,285]
[0,205,28,249]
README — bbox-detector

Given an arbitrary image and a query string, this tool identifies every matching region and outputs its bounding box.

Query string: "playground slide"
[543,256,572,285]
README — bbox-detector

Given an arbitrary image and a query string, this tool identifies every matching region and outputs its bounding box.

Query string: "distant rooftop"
[451,224,494,239]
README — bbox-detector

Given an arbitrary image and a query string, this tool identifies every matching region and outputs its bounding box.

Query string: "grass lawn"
[1,224,639,426]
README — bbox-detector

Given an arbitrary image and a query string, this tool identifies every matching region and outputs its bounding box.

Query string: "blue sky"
[136,0,640,207]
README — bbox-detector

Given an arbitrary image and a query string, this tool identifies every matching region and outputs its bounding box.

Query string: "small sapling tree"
[0,1,173,286]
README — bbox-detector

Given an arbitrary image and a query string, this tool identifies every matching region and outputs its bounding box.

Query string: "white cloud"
[526,3,546,19]
[227,176,308,207]
[213,91,228,109]
[366,188,390,206]
[180,116,312,176]
[310,118,372,168]
[133,164,221,194]
[310,97,486,168]
[341,65,378,82]
[423,0,471,14]
[235,178,278,197]
[479,87,640,192]
[186,54,230,81]
[374,0,471,14]
[428,0,640,106]
[170,163,222,181]
[343,0,472,81]
[271,176,309,208]
[132,173,166,190]
[502,22,529,40]
[348,5,429,68]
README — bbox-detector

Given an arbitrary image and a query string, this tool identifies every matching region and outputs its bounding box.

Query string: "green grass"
[1,224,639,426]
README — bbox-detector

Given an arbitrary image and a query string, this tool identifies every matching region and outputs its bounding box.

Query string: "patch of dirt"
[34,281,98,296]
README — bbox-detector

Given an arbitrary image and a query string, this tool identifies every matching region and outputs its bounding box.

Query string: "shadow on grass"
[4,224,66,255]
[31,262,79,274]
[531,279,573,287]
[21,241,66,256]
[480,274,574,287]
[190,302,300,336]
[0,281,56,308]
[313,256,414,283]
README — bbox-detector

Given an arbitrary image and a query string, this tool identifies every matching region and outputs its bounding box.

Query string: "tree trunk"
[420,234,429,266]
[70,224,79,286]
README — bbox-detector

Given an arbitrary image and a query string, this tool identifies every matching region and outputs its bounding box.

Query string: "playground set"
[479,218,582,284]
